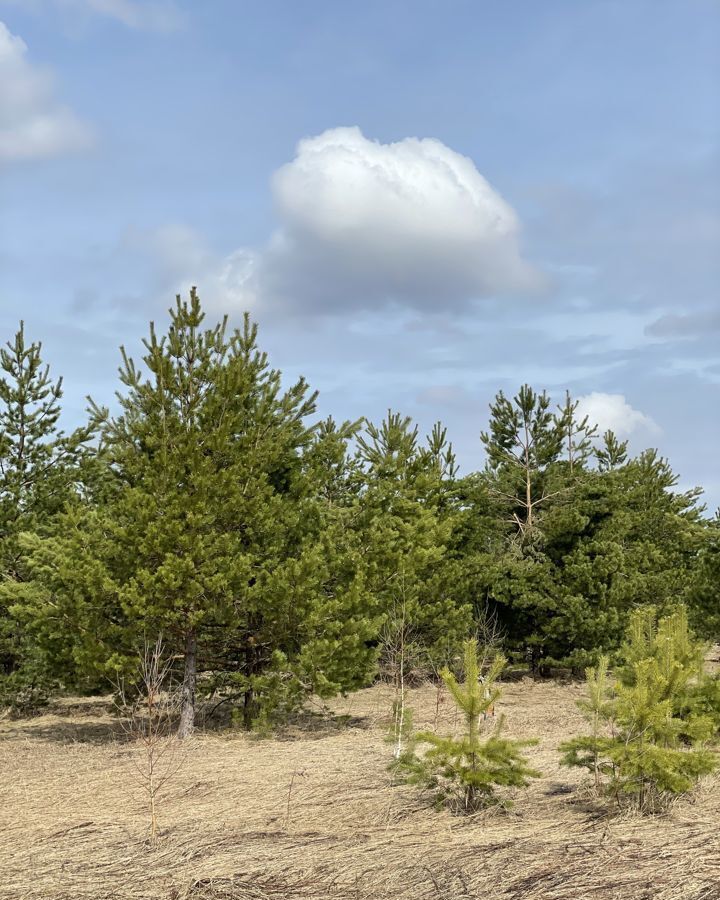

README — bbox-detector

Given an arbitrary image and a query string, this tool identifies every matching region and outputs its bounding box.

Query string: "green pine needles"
[561,606,719,812]
[397,639,539,812]
[1,290,718,790]
[0,322,92,712]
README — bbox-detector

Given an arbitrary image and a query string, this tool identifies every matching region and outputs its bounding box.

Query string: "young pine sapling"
[561,607,718,812]
[398,639,539,812]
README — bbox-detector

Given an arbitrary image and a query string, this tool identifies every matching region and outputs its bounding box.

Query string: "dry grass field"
[1,675,719,900]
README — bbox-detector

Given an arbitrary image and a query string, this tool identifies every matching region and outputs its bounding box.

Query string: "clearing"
[1,677,719,900]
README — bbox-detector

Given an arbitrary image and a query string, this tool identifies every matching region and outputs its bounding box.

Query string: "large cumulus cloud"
[261,127,543,310]
[153,127,545,315]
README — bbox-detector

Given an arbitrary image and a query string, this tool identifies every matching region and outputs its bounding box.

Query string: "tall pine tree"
[357,412,473,673]
[0,323,91,708]
[15,292,381,733]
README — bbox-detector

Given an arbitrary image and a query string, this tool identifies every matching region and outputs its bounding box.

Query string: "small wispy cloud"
[0,0,185,32]
[645,309,720,340]
[0,19,94,163]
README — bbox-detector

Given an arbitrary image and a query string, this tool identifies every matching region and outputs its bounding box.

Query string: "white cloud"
[129,127,544,315]
[259,126,544,311]
[163,240,256,315]
[0,20,93,162]
[0,0,185,31]
[576,392,659,438]
[106,224,257,313]
[89,128,544,316]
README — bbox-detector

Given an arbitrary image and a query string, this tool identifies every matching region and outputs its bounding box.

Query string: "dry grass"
[1,675,719,900]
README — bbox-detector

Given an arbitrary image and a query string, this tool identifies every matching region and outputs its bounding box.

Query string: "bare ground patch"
[1,679,718,900]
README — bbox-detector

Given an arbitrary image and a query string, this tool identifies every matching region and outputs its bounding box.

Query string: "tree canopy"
[1,291,717,727]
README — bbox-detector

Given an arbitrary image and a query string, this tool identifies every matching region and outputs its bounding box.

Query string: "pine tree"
[578,654,613,789]
[595,429,628,472]
[357,412,473,673]
[469,407,707,671]
[557,390,597,474]
[561,606,718,811]
[0,323,91,709]
[481,384,565,538]
[688,513,720,642]
[473,385,576,670]
[399,639,539,812]
[14,292,381,733]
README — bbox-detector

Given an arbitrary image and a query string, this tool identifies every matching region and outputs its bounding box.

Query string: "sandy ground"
[1,676,719,900]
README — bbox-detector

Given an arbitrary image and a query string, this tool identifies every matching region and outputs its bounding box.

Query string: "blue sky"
[1,0,719,507]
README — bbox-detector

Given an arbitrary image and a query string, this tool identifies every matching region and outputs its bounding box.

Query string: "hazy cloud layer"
[0,20,92,162]
[77,224,257,315]
[0,0,185,31]
[525,153,720,316]
[645,309,720,339]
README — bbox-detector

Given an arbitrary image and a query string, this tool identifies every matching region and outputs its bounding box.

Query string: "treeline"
[0,290,718,734]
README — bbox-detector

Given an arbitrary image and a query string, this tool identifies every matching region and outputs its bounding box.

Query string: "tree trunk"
[242,639,259,729]
[177,629,197,739]
[243,686,255,730]
[525,467,533,531]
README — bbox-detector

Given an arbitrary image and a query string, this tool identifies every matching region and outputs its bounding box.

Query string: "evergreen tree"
[467,396,706,670]
[573,654,613,789]
[557,390,597,474]
[603,451,704,615]
[13,292,381,733]
[0,323,91,709]
[561,607,718,811]
[527,451,703,669]
[398,639,539,811]
[688,513,720,642]
[617,604,720,738]
[357,412,473,672]
[595,429,628,472]
[481,384,565,538]
[472,385,574,669]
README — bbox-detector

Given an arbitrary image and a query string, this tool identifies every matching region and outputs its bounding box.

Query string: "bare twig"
[114,636,187,844]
